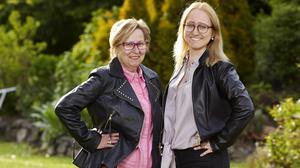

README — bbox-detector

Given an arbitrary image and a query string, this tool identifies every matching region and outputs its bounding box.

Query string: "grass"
[0,141,248,168]
[231,161,248,168]
[0,141,75,168]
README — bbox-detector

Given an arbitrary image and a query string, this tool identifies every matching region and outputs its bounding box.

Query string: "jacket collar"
[198,49,209,65]
[109,57,156,80]
[110,57,160,111]
[183,49,209,64]
[170,49,209,82]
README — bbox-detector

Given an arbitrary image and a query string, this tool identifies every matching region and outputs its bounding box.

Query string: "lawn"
[0,141,247,168]
[0,142,75,168]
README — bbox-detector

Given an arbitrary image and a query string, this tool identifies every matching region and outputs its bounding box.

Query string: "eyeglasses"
[120,41,148,50]
[184,23,213,34]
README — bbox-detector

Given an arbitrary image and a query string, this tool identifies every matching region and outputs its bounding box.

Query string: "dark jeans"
[173,148,229,168]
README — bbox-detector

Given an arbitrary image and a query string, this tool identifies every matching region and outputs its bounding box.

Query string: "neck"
[122,65,138,73]
[189,48,206,63]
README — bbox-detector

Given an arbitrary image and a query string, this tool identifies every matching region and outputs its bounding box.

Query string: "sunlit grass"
[0,141,75,168]
[231,161,248,168]
[0,141,248,168]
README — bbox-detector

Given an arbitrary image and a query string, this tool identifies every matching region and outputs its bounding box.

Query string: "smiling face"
[117,28,147,72]
[184,8,213,55]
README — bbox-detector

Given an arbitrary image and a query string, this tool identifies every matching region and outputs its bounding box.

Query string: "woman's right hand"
[97,133,119,149]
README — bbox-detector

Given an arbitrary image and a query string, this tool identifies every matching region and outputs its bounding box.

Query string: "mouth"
[129,55,140,60]
[190,37,202,41]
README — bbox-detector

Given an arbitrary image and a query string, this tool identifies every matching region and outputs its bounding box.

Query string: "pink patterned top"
[117,66,153,168]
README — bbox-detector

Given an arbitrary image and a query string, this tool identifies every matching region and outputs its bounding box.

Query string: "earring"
[211,37,214,41]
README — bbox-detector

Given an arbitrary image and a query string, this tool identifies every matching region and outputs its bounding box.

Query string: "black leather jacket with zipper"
[163,50,255,152]
[55,57,163,168]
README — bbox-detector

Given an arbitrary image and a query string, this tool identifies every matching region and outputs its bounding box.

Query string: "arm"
[210,62,255,151]
[55,74,103,152]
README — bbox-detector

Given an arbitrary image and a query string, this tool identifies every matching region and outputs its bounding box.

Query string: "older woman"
[55,18,162,168]
[161,2,255,168]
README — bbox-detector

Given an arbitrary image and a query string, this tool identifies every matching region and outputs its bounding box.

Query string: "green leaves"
[254,0,300,91]
[265,98,300,167]
[31,102,66,144]
[0,10,50,114]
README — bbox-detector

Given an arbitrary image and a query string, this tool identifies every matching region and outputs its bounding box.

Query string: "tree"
[0,11,58,115]
[216,1,255,84]
[247,0,271,16]
[52,6,123,98]
[254,0,300,91]
[0,0,123,54]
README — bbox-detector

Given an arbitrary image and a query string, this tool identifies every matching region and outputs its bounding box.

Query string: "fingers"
[104,133,119,145]
[97,133,119,149]
[193,141,208,150]
[200,148,212,157]
[193,141,213,157]
[193,145,202,150]
[107,133,119,144]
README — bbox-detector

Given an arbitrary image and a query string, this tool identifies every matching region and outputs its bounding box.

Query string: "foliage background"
[0,0,299,166]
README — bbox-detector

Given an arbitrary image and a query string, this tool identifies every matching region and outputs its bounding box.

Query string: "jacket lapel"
[113,80,142,110]
[109,58,142,110]
[145,79,160,103]
[109,57,160,111]
[141,64,160,103]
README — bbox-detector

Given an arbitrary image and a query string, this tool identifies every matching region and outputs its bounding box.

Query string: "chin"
[190,45,206,50]
[130,63,140,68]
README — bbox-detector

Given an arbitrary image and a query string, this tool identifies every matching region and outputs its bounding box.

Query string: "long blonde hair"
[109,18,151,59]
[173,1,229,70]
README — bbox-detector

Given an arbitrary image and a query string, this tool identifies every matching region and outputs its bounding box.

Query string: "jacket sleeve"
[210,62,255,151]
[55,73,104,153]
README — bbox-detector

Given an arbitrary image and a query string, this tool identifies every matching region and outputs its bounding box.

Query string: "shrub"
[31,102,67,147]
[250,98,300,168]
[0,10,47,115]
[265,98,300,167]
[31,101,92,148]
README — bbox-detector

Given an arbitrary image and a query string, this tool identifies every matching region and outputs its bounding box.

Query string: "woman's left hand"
[193,140,213,157]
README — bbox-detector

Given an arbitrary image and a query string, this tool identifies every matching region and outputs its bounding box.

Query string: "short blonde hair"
[109,18,151,59]
[173,1,229,70]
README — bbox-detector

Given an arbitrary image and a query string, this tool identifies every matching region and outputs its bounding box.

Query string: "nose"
[132,46,140,53]
[191,29,200,35]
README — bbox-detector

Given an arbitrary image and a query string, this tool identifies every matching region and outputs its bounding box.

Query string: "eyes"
[184,23,213,33]
[121,41,148,50]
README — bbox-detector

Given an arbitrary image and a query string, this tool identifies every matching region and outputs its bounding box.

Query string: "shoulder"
[210,60,241,83]
[211,61,236,76]
[88,65,110,78]
[211,60,234,71]
[140,64,159,79]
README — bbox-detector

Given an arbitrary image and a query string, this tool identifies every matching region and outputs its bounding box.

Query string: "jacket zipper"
[99,111,115,135]
[104,111,144,167]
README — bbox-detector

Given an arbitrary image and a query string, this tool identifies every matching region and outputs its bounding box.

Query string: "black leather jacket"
[55,58,162,168]
[163,50,255,151]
